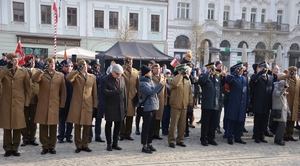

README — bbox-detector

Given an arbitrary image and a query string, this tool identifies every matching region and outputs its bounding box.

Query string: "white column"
[29,0,36,33]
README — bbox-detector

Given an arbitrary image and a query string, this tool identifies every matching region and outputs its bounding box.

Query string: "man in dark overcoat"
[101,64,126,151]
[250,61,273,143]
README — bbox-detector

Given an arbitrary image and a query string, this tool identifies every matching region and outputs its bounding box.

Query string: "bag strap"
[141,95,150,105]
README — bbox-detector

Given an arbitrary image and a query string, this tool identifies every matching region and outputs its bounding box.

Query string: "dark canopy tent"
[96,42,173,71]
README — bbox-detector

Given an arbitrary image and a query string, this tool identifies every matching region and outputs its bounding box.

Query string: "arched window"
[255,42,267,63]
[273,43,282,50]
[237,41,248,56]
[220,40,231,48]
[290,43,299,50]
[256,42,266,49]
[174,35,190,49]
[220,40,231,68]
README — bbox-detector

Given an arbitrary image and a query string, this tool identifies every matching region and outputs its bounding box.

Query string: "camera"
[44,61,49,70]
[125,59,130,65]
[290,70,295,76]
[24,59,33,68]
[77,63,85,72]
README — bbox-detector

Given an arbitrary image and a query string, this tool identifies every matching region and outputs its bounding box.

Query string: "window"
[223,6,230,21]
[129,13,138,30]
[67,7,77,26]
[174,35,189,49]
[109,11,118,29]
[277,10,283,24]
[13,2,24,22]
[151,15,159,32]
[41,5,51,24]
[242,7,246,21]
[261,9,266,23]
[250,8,256,23]
[237,41,248,56]
[177,2,189,19]
[207,3,215,19]
[94,10,104,28]
[22,47,48,60]
[298,10,300,25]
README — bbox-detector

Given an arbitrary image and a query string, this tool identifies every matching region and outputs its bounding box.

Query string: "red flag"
[63,46,67,60]
[53,2,58,23]
[15,40,25,66]
[170,58,179,67]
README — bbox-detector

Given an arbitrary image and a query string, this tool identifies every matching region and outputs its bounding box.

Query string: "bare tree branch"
[115,19,137,42]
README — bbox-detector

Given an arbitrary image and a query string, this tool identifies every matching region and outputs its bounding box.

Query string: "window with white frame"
[129,13,138,30]
[261,9,266,23]
[297,10,300,25]
[250,8,256,23]
[207,3,215,19]
[242,7,246,21]
[41,5,51,24]
[277,10,283,24]
[13,1,24,22]
[94,10,104,28]
[67,7,77,26]
[223,6,230,21]
[109,11,118,29]
[151,14,159,32]
[177,2,189,19]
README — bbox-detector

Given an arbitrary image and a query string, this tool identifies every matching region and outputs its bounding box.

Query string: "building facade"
[0,0,168,59]
[168,0,300,72]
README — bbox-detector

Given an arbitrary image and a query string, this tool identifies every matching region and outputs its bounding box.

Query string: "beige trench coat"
[66,71,98,125]
[32,70,66,125]
[278,75,300,121]
[152,73,166,120]
[122,66,139,116]
[0,67,31,129]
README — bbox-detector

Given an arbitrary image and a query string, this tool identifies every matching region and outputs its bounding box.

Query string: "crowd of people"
[0,50,299,157]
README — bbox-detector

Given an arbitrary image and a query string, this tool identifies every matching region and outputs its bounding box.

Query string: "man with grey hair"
[101,64,127,151]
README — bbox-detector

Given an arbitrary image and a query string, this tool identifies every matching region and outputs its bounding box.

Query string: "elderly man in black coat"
[198,62,221,146]
[250,61,274,143]
[101,64,126,151]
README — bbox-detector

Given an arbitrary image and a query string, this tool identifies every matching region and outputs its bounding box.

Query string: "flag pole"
[53,1,58,58]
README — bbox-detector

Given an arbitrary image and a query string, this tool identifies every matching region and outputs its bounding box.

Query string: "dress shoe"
[75,148,81,153]
[152,135,163,140]
[184,133,190,138]
[208,140,218,146]
[88,139,92,143]
[148,145,156,152]
[228,140,233,145]
[243,128,248,133]
[82,147,92,152]
[58,140,64,143]
[284,137,289,141]
[95,138,105,143]
[41,149,48,155]
[189,124,195,128]
[255,139,260,143]
[11,151,20,157]
[259,138,268,143]
[176,142,186,147]
[66,139,73,143]
[119,137,125,141]
[49,149,56,154]
[264,131,274,137]
[294,125,300,130]
[112,144,122,150]
[288,136,297,141]
[135,130,141,135]
[162,131,169,135]
[29,140,39,146]
[169,143,175,148]
[234,139,246,144]
[223,134,227,139]
[274,140,285,146]
[196,120,201,124]
[125,136,134,141]
[4,151,11,157]
[201,141,208,146]
[107,145,112,151]
[142,147,152,154]
[216,128,222,134]
[21,141,28,146]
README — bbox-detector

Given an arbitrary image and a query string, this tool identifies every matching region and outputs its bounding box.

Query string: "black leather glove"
[7,61,13,69]
[24,106,29,112]
[261,68,267,73]
[116,89,122,94]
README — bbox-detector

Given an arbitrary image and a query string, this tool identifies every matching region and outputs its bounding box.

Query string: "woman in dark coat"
[139,65,164,154]
[101,64,126,151]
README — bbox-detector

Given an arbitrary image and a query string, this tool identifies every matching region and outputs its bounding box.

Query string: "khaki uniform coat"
[66,71,98,125]
[122,66,139,116]
[26,68,40,104]
[152,73,166,119]
[0,66,31,129]
[169,74,193,109]
[32,70,66,125]
[278,75,300,121]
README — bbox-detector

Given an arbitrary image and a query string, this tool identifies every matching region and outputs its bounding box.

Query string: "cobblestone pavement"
[1,108,300,166]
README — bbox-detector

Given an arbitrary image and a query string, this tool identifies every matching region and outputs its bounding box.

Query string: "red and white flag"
[53,2,58,23]
[15,39,25,66]
[170,58,179,67]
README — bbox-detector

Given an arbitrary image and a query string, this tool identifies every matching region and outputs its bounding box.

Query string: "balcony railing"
[223,20,289,32]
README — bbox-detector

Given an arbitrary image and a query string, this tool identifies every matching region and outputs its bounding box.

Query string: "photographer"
[278,66,300,141]
[0,53,31,157]
[198,62,221,146]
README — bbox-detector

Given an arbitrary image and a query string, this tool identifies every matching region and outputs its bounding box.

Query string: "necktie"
[116,79,120,87]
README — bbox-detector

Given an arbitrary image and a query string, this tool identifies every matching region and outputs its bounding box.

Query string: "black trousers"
[57,110,73,141]
[141,111,156,145]
[105,121,121,145]
[200,109,217,142]
[89,118,102,140]
[253,113,268,140]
